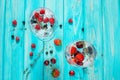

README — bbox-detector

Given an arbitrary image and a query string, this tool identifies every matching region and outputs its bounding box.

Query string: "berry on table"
[68,18,73,24]
[31,43,36,48]
[50,50,53,54]
[69,70,75,76]
[44,60,49,66]
[16,36,20,42]
[29,52,33,57]
[54,39,61,46]
[52,69,60,78]
[11,35,14,39]
[50,58,56,64]
[12,20,17,27]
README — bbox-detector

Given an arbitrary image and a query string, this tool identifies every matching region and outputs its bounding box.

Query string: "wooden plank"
[44,0,64,80]
[103,0,120,80]
[24,0,44,80]
[9,0,25,80]
[83,0,104,80]
[3,0,13,80]
[64,0,84,80]
[0,0,6,80]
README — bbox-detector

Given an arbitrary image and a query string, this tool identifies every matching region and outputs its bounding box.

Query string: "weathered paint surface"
[0,0,120,80]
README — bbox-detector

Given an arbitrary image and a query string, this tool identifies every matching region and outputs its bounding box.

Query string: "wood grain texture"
[24,0,44,80]
[0,0,6,80]
[83,0,103,80]
[0,0,120,80]
[103,0,120,80]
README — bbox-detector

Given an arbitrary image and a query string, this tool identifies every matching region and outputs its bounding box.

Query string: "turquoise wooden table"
[0,0,120,80]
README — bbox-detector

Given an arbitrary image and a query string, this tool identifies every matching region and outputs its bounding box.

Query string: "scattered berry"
[50,50,53,54]
[70,46,77,55]
[11,35,14,39]
[31,43,36,48]
[44,60,49,66]
[43,17,49,23]
[40,9,45,14]
[68,18,73,24]
[34,12,40,19]
[49,18,55,25]
[52,69,60,78]
[45,51,48,55]
[35,24,41,30]
[51,58,56,64]
[59,24,62,29]
[16,36,20,42]
[81,27,84,32]
[12,20,17,27]
[22,21,25,25]
[69,70,75,76]
[54,39,61,46]
[75,53,84,62]
[76,41,84,48]
[29,52,33,56]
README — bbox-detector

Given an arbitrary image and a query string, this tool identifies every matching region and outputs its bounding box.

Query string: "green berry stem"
[23,49,44,79]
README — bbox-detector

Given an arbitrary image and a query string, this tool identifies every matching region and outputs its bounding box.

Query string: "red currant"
[31,43,36,48]
[40,9,45,14]
[35,24,41,30]
[16,36,20,42]
[29,52,33,56]
[37,16,43,22]
[68,18,73,24]
[43,17,49,23]
[69,70,75,76]
[12,20,17,26]
[34,12,40,19]
[49,18,55,25]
